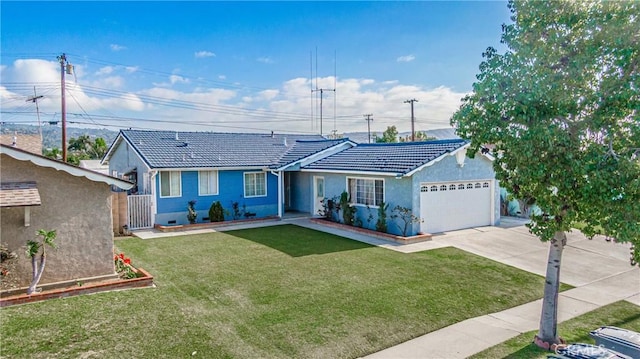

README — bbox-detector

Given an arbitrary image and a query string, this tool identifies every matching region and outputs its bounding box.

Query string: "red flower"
[114,255,118,261]
[124,258,131,265]
[119,253,125,259]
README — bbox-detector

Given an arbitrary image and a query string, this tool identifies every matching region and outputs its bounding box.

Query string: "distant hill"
[0,123,119,151]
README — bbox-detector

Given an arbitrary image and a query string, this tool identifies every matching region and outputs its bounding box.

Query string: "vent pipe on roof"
[271,131,274,138]
[283,137,288,147]
[175,132,179,141]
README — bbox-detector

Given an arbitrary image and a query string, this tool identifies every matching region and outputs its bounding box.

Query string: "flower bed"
[0,256,154,308]
[309,218,432,244]
[154,216,280,232]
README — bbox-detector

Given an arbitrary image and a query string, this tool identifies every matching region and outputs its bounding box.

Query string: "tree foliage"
[376,126,399,143]
[451,0,639,346]
[66,135,108,165]
[452,0,639,258]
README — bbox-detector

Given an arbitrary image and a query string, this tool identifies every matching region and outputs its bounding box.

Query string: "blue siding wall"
[289,171,311,213]
[155,170,278,225]
[300,152,498,236]
[302,172,412,236]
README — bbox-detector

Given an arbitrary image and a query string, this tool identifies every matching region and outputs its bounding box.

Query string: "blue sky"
[1,1,512,135]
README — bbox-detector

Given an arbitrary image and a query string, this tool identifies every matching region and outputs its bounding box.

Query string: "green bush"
[339,191,356,226]
[375,202,389,233]
[208,201,225,222]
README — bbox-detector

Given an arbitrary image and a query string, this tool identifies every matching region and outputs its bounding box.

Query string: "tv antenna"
[310,48,336,137]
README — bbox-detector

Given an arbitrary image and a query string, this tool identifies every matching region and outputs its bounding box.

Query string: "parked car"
[547,343,632,359]
[590,326,640,359]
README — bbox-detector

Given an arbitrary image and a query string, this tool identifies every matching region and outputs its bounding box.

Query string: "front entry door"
[313,176,325,216]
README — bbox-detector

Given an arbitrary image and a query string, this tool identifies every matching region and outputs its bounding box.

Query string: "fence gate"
[127,194,153,230]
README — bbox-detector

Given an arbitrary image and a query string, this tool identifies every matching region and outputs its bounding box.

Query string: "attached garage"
[420,180,494,233]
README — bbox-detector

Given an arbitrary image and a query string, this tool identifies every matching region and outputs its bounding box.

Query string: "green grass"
[470,300,640,359]
[2,224,568,358]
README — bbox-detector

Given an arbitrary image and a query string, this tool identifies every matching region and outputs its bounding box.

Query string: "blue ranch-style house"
[103,130,499,236]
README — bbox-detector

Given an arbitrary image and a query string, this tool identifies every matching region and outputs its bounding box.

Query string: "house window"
[475,183,482,188]
[160,171,181,198]
[430,185,438,192]
[198,170,219,196]
[483,182,490,188]
[449,184,457,191]
[440,185,447,191]
[244,172,266,197]
[458,184,465,190]
[467,183,473,189]
[347,177,384,206]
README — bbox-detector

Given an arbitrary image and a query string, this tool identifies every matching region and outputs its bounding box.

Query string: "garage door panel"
[420,181,492,233]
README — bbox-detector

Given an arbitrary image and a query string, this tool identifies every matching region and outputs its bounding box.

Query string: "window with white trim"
[244,172,266,197]
[347,177,384,206]
[198,170,219,195]
[160,171,181,198]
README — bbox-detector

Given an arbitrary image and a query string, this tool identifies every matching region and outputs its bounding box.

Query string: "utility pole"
[26,87,44,143]
[57,53,72,162]
[312,88,335,136]
[364,114,374,143]
[404,99,418,141]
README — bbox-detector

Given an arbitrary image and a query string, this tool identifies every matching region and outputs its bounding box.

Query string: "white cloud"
[110,44,127,51]
[96,66,115,76]
[125,66,138,74]
[218,75,226,80]
[1,57,465,134]
[169,75,189,85]
[257,57,274,64]
[397,55,416,63]
[195,51,216,58]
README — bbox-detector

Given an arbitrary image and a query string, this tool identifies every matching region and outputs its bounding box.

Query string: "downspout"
[270,170,282,218]
[150,170,158,225]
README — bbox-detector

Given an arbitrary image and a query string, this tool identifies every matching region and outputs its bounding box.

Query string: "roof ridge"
[357,138,467,147]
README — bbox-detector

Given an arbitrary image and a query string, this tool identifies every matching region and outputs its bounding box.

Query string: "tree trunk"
[535,231,566,349]
[26,253,46,295]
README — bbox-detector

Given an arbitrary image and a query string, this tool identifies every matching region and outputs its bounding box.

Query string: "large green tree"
[66,135,108,165]
[375,125,399,143]
[451,0,639,348]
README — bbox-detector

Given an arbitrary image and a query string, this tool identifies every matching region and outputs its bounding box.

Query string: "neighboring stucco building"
[0,144,133,288]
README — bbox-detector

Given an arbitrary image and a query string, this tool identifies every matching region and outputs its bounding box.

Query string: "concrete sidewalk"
[132,217,640,359]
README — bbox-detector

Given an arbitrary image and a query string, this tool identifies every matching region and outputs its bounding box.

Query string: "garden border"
[309,218,432,244]
[0,268,154,308]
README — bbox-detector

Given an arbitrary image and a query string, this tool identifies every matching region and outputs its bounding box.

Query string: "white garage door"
[420,181,493,234]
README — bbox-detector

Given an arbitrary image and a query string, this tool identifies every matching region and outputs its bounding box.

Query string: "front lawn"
[470,300,640,359]
[1,224,564,358]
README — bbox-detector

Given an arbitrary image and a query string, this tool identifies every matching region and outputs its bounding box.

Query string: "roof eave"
[2,145,134,190]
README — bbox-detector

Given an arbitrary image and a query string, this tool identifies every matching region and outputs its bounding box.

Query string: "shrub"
[208,201,225,222]
[390,205,423,237]
[339,191,356,226]
[375,202,389,233]
[187,200,197,224]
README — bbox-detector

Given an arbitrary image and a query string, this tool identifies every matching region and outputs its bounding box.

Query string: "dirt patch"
[0,245,21,291]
